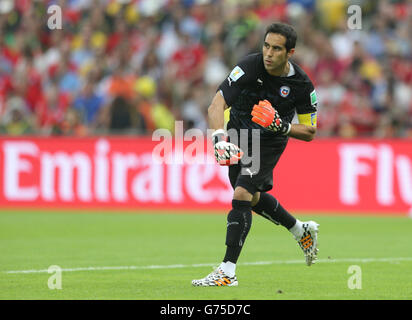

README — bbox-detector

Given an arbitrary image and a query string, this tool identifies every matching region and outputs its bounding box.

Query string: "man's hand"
[251,100,291,135]
[212,129,243,166]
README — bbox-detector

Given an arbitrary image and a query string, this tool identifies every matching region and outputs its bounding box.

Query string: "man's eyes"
[264,44,282,50]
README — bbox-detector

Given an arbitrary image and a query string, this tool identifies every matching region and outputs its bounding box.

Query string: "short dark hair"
[264,23,297,52]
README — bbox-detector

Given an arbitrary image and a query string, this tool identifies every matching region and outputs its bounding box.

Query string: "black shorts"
[227,131,288,195]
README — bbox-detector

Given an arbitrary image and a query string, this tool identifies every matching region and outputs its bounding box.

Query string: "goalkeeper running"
[192,23,320,287]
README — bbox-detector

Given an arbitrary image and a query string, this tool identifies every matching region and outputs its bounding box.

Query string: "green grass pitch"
[1,210,412,300]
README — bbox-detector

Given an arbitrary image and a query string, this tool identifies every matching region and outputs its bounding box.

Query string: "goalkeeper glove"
[251,99,291,135]
[212,129,243,166]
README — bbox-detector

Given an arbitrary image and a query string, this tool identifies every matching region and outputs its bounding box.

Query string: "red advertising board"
[0,137,411,216]
[275,139,412,216]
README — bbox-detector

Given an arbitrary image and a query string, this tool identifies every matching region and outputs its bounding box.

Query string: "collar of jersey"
[282,61,295,77]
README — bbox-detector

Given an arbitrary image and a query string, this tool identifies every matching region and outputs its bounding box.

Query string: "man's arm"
[292,86,318,142]
[288,124,316,142]
[208,92,243,165]
[208,91,228,131]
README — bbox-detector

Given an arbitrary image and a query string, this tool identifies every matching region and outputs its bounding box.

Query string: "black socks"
[223,200,252,264]
[223,194,296,264]
[252,192,296,229]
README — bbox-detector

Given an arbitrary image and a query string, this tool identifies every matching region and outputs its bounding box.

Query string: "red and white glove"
[251,100,291,135]
[212,129,243,166]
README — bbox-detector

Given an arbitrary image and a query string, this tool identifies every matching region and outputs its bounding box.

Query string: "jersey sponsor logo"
[310,89,318,106]
[279,86,290,98]
[228,66,245,85]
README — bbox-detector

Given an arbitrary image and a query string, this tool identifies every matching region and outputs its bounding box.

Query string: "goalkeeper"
[192,23,319,287]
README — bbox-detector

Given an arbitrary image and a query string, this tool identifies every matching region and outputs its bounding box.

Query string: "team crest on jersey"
[279,86,290,98]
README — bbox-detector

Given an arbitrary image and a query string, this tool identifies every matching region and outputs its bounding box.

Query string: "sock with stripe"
[252,192,296,229]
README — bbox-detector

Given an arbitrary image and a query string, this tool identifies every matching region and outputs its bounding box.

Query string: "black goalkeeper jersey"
[218,52,317,145]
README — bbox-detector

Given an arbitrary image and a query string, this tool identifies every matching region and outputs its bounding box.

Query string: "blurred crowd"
[0,0,411,138]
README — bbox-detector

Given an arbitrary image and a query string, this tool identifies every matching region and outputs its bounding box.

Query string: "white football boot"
[192,267,238,287]
[295,221,319,266]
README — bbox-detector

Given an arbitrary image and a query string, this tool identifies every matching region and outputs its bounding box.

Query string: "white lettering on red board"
[1,139,232,204]
[339,143,412,206]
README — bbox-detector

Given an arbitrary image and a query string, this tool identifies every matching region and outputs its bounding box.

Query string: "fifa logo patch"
[279,86,290,98]
[228,66,245,86]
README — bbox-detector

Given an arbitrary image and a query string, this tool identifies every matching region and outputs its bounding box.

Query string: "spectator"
[57,108,88,136]
[35,82,71,134]
[73,81,104,125]
[0,95,34,135]
[109,95,146,134]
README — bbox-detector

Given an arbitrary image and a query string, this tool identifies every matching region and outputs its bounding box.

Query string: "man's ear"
[287,48,295,59]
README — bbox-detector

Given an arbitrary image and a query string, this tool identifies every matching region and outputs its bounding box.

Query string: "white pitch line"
[3,257,412,274]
